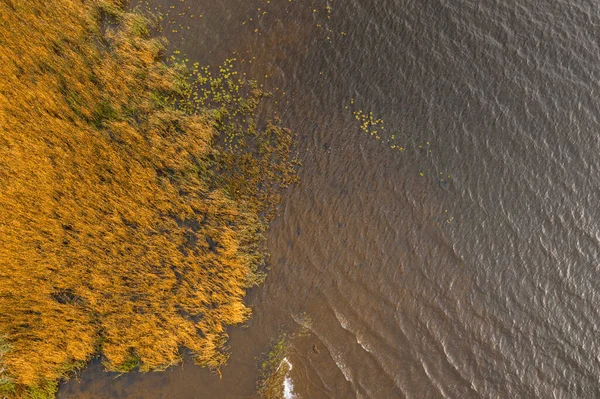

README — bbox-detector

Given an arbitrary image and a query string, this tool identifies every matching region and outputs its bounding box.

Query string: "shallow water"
[59,0,600,397]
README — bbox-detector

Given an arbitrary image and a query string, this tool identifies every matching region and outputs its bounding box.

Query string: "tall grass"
[0,337,13,396]
[0,1,296,397]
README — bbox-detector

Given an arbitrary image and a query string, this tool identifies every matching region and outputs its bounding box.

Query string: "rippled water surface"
[59,0,600,397]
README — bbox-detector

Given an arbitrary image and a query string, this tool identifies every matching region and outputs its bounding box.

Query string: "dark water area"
[59,0,600,397]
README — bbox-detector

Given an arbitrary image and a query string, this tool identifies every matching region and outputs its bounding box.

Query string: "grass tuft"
[257,334,292,399]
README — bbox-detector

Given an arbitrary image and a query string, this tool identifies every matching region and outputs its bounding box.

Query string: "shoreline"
[0,1,296,398]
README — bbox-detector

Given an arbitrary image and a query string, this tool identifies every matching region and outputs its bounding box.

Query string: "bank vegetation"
[0,0,296,397]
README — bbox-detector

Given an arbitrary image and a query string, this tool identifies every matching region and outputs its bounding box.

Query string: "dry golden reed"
[0,1,296,397]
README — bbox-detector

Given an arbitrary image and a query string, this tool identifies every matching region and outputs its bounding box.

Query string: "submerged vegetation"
[257,334,293,399]
[347,101,455,224]
[0,1,296,397]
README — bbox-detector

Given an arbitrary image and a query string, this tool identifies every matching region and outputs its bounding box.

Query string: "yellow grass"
[0,1,296,397]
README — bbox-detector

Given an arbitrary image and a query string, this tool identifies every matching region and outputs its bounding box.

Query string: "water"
[59,0,600,397]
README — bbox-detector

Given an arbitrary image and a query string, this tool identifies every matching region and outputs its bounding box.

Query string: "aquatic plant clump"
[257,334,293,399]
[0,1,296,398]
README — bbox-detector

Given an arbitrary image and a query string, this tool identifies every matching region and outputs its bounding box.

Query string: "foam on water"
[280,358,296,399]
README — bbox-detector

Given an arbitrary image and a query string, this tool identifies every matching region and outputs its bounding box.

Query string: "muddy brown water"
[59,0,600,398]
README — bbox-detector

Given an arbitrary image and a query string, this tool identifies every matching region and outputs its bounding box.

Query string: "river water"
[58,0,600,398]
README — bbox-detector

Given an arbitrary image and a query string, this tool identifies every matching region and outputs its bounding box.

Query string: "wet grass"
[257,334,291,399]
